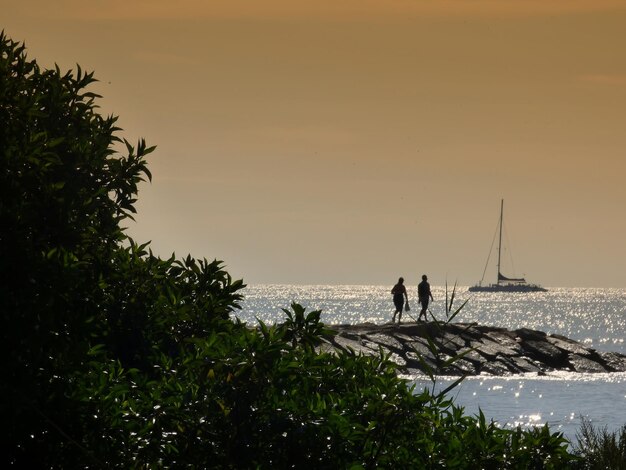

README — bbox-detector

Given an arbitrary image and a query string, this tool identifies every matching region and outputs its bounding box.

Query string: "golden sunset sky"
[5,1,626,287]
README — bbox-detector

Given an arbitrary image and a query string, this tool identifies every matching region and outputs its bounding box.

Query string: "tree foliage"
[1,32,575,468]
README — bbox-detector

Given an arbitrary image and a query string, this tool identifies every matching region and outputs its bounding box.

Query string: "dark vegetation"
[1,31,609,468]
[571,419,626,469]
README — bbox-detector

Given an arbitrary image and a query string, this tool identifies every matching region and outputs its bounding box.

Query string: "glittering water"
[428,372,626,442]
[238,286,626,354]
[236,285,626,441]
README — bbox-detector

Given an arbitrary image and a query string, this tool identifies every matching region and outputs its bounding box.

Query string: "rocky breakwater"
[320,322,626,376]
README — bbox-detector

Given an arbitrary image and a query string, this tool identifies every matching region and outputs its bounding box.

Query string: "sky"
[5,1,626,288]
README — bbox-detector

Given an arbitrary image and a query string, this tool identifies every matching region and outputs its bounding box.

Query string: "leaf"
[447,299,469,323]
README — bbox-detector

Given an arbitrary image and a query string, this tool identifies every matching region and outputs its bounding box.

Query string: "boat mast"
[496,199,503,286]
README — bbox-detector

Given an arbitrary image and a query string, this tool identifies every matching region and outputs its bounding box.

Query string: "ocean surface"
[235,285,626,442]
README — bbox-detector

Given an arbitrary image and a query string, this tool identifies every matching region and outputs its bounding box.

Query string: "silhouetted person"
[391,277,409,323]
[417,274,434,321]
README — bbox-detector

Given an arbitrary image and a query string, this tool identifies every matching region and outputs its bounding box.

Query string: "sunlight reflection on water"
[415,371,626,442]
[238,286,626,354]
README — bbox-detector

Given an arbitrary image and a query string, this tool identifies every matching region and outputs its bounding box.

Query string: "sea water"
[235,285,626,442]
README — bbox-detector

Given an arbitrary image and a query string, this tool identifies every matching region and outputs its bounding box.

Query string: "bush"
[572,418,626,469]
[1,31,575,468]
[0,31,243,466]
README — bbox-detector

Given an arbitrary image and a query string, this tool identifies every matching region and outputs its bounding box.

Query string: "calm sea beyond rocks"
[320,322,626,376]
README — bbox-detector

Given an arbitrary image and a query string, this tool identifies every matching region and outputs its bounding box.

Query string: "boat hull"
[468,284,548,293]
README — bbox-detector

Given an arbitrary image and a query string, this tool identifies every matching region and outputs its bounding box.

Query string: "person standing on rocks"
[417,274,434,321]
[391,277,409,324]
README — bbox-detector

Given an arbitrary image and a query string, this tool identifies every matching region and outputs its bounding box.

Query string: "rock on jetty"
[320,322,626,376]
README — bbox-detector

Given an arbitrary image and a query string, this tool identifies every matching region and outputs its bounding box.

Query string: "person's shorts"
[394,295,404,311]
[419,297,429,309]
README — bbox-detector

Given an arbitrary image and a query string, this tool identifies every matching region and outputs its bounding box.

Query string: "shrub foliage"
[1,32,575,468]
[571,418,626,469]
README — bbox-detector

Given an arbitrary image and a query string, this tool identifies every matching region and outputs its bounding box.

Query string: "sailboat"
[468,200,547,293]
